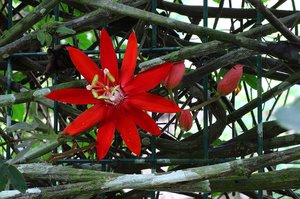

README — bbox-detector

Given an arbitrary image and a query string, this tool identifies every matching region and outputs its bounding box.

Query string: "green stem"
[188,94,221,111]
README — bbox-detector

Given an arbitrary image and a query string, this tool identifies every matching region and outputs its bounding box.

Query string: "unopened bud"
[179,110,193,131]
[163,61,185,89]
[217,64,243,96]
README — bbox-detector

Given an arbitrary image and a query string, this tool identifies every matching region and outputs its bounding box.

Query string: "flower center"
[86,69,125,105]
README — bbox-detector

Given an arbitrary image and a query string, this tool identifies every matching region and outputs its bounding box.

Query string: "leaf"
[32,117,50,132]
[0,162,9,191]
[77,31,96,50]
[12,104,25,122]
[8,122,36,133]
[0,163,26,193]
[275,98,300,133]
[7,165,27,193]
[0,162,9,180]
[37,30,46,45]
[212,0,221,3]
[182,132,193,139]
[242,74,264,92]
[30,131,57,141]
[0,176,8,191]
[12,72,27,82]
[212,139,226,146]
[56,26,76,35]
[44,32,53,47]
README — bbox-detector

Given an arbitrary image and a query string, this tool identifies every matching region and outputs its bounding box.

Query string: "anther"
[86,85,92,90]
[103,68,115,83]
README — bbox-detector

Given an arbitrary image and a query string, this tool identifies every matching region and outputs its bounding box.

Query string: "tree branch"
[72,0,300,62]
[2,146,300,198]
[246,0,300,43]
[0,80,86,107]
[0,0,60,47]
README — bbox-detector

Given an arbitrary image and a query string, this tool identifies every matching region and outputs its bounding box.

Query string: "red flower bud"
[179,110,193,131]
[163,61,185,89]
[217,64,243,96]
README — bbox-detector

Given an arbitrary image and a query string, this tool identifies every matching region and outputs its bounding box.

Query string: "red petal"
[67,46,103,84]
[127,93,181,113]
[63,104,107,136]
[123,62,173,94]
[124,102,160,136]
[119,31,138,87]
[116,108,141,156]
[46,89,100,105]
[100,29,119,83]
[96,121,115,160]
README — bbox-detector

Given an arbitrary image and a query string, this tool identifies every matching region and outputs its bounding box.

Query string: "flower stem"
[188,94,221,111]
[168,88,175,103]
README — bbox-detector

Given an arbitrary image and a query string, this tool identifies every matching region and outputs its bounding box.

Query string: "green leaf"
[182,132,193,139]
[242,74,263,91]
[212,139,226,146]
[8,122,37,133]
[12,104,25,122]
[32,117,50,132]
[212,0,221,3]
[0,163,9,191]
[7,165,27,193]
[0,176,8,191]
[77,31,96,50]
[275,97,300,133]
[37,30,46,45]
[44,32,53,47]
[56,26,76,35]
[12,72,27,82]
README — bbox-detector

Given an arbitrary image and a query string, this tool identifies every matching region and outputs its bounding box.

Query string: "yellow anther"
[104,68,115,83]
[91,89,99,98]
[111,85,120,95]
[92,74,99,86]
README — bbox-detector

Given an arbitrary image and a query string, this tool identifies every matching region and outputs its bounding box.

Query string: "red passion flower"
[217,64,243,96]
[46,29,181,159]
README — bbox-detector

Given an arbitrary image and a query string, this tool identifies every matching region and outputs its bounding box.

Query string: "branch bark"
[72,0,300,62]
[246,0,300,43]
[2,146,300,198]
[0,80,86,107]
[0,0,60,47]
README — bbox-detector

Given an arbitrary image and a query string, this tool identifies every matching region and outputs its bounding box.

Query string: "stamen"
[92,74,99,86]
[91,89,99,98]
[103,68,115,83]
[88,74,124,105]
[86,85,92,90]
[111,85,120,95]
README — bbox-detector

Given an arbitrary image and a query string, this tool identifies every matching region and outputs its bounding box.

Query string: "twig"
[0,80,86,107]
[72,0,300,63]
[0,0,60,47]
[246,0,300,43]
